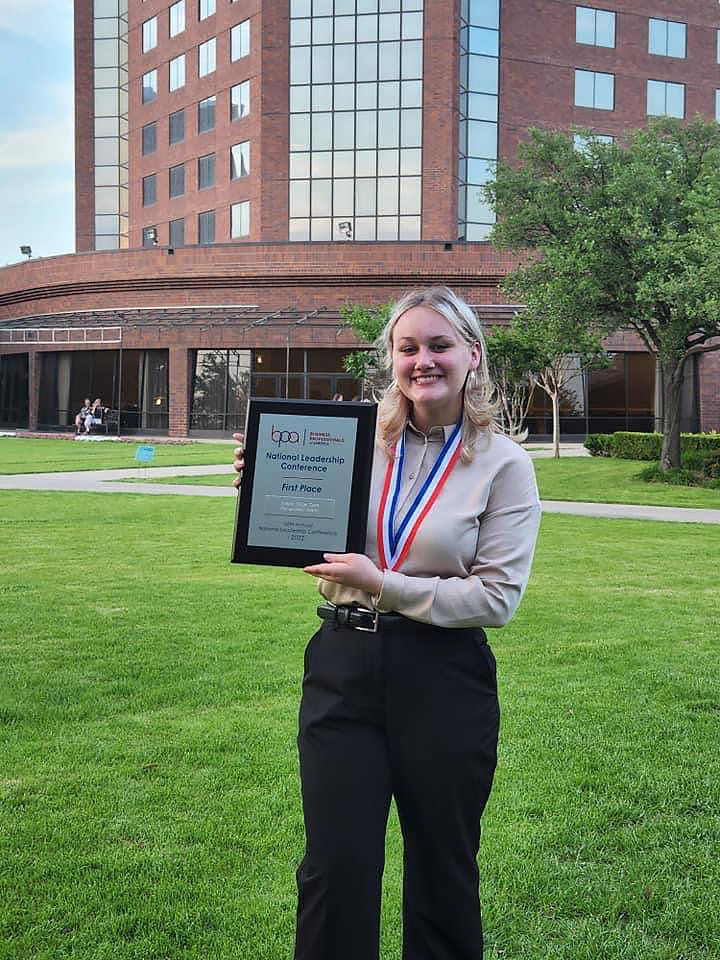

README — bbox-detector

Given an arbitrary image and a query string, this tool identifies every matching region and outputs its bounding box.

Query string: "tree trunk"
[659,359,683,471]
[551,390,560,458]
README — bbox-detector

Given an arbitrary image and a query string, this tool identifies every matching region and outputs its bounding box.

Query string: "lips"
[412,374,442,384]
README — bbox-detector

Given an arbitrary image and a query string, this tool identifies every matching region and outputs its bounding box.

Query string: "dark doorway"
[0,354,29,427]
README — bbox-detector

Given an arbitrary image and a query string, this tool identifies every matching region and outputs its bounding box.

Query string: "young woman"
[233,287,541,960]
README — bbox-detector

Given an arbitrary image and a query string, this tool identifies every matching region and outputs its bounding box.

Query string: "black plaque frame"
[232,399,377,568]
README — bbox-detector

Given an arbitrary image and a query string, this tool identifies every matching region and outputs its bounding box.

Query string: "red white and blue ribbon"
[377,420,463,572]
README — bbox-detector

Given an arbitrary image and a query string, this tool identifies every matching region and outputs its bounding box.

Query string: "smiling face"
[390,305,480,430]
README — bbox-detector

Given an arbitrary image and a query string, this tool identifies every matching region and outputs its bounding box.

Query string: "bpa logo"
[271,424,300,446]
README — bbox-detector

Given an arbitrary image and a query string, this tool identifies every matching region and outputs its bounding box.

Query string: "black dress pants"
[294,614,500,960]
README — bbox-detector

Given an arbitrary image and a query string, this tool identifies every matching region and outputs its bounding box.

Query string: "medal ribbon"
[377,421,463,572]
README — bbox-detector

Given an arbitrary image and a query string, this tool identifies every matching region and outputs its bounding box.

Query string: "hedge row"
[584,431,720,460]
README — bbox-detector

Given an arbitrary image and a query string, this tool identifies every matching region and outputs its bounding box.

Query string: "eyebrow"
[396,335,454,344]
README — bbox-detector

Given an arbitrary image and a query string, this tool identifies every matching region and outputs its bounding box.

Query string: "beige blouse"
[319,421,542,629]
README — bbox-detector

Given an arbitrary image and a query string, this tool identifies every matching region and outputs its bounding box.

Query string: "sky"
[0,0,75,267]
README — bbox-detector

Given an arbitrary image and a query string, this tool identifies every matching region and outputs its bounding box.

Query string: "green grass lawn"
[119,456,720,509]
[0,437,233,475]
[1,490,718,959]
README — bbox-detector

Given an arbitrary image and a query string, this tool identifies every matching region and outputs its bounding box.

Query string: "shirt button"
[409,473,415,479]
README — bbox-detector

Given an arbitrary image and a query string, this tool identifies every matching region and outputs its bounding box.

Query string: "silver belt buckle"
[355,608,379,633]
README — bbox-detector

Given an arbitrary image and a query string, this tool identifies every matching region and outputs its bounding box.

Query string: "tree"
[340,302,393,399]
[485,323,538,442]
[485,116,720,469]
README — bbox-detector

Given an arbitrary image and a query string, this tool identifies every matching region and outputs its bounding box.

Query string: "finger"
[233,476,242,489]
[232,432,245,442]
[233,445,244,456]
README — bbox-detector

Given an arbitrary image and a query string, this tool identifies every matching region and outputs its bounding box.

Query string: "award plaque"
[232,399,378,567]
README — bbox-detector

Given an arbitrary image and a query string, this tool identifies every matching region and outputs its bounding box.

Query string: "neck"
[410,398,463,434]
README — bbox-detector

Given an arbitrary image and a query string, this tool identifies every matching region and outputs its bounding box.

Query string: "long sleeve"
[373,449,541,628]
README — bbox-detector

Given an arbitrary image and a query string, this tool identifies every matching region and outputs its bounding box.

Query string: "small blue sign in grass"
[135,444,156,465]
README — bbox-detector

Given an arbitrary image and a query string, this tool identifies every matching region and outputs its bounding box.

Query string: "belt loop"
[334,605,350,630]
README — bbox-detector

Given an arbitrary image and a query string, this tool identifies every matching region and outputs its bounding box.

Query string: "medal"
[377,421,463,571]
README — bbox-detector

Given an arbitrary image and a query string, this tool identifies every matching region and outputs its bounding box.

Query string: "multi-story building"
[1,0,718,437]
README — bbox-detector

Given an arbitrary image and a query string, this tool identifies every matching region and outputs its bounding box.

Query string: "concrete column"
[28,349,40,431]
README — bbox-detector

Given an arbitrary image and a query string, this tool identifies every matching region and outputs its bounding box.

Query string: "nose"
[414,347,435,369]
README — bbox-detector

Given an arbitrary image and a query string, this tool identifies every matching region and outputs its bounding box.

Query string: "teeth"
[414,376,440,382]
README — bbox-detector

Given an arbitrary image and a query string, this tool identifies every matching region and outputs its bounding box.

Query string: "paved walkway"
[1,463,719,523]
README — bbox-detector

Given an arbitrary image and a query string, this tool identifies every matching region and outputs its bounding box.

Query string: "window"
[575,6,615,48]
[716,90,720,122]
[717,29,720,64]
[142,174,157,206]
[169,0,185,37]
[648,18,686,58]
[647,79,684,118]
[231,201,250,238]
[142,226,157,247]
[198,153,216,189]
[169,163,185,198]
[231,20,250,60]
[231,141,250,179]
[574,69,614,110]
[142,122,157,155]
[169,108,185,144]
[169,217,185,247]
[199,0,215,19]
[142,16,157,52]
[198,95,216,133]
[199,37,216,77]
[574,132,614,152]
[169,54,186,91]
[142,69,157,104]
[199,210,215,244]
[231,80,250,120]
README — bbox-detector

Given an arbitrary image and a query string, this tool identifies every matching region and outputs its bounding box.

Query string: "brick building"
[1,0,718,437]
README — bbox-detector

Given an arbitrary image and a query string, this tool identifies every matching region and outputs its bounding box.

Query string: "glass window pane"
[356,150,377,175]
[575,7,595,45]
[647,80,664,115]
[469,27,498,56]
[231,141,250,178]
[468,92,497,121]
[231,80,250,120]
[312,46,333,84]
[170,1,185,37]
[379,13,401,40]
[96,214,120,235]
[574,69,594,108]
[334,151,354,176]
[142,122,156,155]
[357,82,377,109]
[402,11,423,40]
[356,111,378,148]
[311,179,332,216]
[198,95,216,133]
[311,151,332,176]
[666,82,684,118]
[378,109,399,147]
[377,176,398,214]
[355,178,377,215]
[312,112,332,149]
[377,216,398,239]
[290,0,311,16]
[595,72,614,110]
[334,44,355,82]
[378,148,398,175]
[231,201,250,238]
[333,178,354,215]
[334,111,355,149]
[468,0,498,29]
[290,181,310,218]
[96,185,120,213]
[291,17,311,44]
[141,175,156,206]
[312,84,333,111]
[334,83,355,109]
[667,21,686,58]
[95,137,119,164]
[96,87,119,116]
[379,40,400,79]
[335,16,355,43]
[290,152,310,178]
[379,80,400,107]
[357,14,378,41]
[399,215,420,240]
[357,43,378,80]
[399,176,421,214]
[313,16,333,43]
[596,10,615,48]
[169,109,185,143]
[198,210,215,244]
[648,18,665,55]
[400,147,421,175]
[198,154,216,188]
[468,54,497,94]
[401,79,422,107]
[400,108,421,147]
[291,85,311,112]
[169,163,185,197]
[291,47,311,85]
[310,218,332,241]
[290,113,311,151]
[289,218,310,241]
[354,216,376,240]
[141,71,157,103]
[95,38,119,67]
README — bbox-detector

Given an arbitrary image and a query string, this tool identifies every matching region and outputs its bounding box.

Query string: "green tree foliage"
[485,322,541,442]
[485,116,720,469]
[340,302,393,395]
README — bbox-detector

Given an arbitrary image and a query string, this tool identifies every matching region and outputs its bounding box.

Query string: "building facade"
[1,0,719,437]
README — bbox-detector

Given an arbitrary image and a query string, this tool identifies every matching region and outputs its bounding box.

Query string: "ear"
[469,340,481,372]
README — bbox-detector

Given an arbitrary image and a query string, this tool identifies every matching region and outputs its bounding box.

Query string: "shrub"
[585,431,720,461]
[637,449,720,488]
[584,434,613,457]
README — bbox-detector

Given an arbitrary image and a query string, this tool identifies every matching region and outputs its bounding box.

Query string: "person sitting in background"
[75,399,92,434]
[85,398,106,433]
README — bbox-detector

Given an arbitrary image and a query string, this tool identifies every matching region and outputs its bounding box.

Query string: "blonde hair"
[376,287,497,463]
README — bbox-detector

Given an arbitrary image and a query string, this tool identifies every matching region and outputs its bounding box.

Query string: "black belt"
[316,603,405,634]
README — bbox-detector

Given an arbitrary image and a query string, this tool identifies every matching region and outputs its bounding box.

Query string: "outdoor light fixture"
[20,245,32,258]
[338,221,353,239]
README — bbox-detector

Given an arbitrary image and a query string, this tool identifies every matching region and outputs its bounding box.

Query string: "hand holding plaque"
[232,400,377,568]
